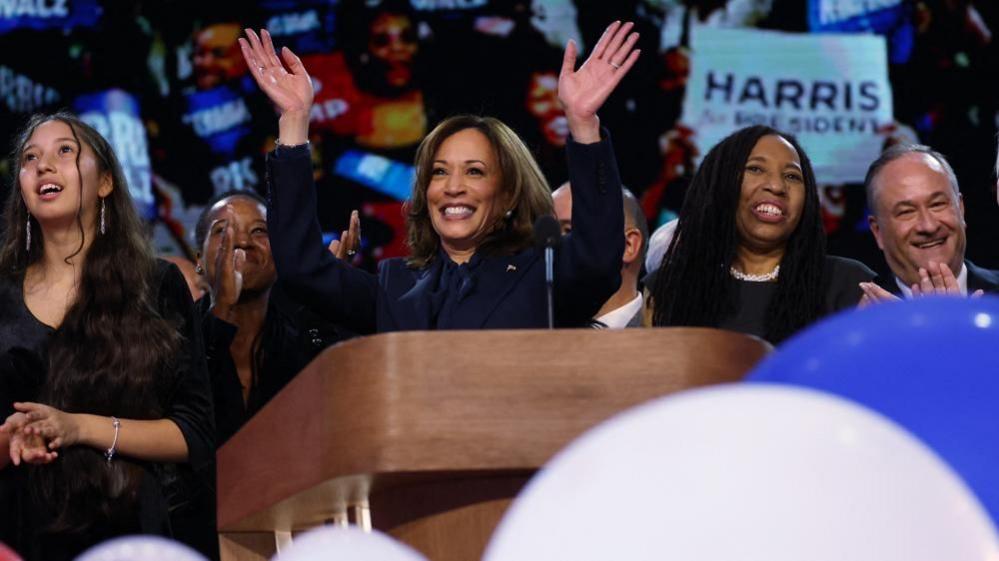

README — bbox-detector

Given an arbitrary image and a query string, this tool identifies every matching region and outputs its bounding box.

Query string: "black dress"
[718,255,876,343]
[198,285,346,447]
[0,261,217,561]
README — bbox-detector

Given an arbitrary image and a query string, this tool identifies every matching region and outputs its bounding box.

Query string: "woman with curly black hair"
[0,113,215,560]
[650,125,874,343]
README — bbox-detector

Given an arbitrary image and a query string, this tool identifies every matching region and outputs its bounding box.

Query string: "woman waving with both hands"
[239,22,640,332]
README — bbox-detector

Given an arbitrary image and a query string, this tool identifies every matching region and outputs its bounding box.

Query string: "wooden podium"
[216,328,770,561]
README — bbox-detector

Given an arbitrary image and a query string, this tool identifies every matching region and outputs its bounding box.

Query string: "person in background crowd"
[0,113,215,560]
[650,125,875,343]
[241,21,639,331]
[859,144,999,304]
[162,255,207,301]
[553,184,648,328]
[193,22,250,91]
[194,190,344,447]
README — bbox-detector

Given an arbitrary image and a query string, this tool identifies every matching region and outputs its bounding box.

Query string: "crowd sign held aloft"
[682,28,893,184]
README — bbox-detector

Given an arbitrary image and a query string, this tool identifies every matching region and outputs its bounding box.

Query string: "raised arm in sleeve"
[554,130,625,326]
[266,144,380,334]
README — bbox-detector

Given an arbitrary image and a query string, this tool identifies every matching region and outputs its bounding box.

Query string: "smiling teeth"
[444,206,473,216]
[40,184,62,194]
[917,239,944,248]
[755,203,782,216]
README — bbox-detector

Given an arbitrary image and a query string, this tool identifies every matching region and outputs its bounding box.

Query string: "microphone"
[533,215,562,329]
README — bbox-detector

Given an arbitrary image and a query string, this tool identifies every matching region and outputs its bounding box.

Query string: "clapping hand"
[858,260,982,308]
[558,21,641,144]
[910,261,983,298]
[208,206,246,319]
[328,210,361,262]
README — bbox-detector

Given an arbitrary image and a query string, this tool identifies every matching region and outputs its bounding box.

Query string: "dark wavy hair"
[0,112,180,535]
[650,125,826,342]
[406,115,554,268]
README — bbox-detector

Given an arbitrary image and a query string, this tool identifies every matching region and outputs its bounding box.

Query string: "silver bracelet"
[105,416,121,464]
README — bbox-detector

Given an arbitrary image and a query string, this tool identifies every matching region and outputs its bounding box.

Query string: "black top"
[719,255,875,343]
[198,286,345,447]
[0,260,217,560]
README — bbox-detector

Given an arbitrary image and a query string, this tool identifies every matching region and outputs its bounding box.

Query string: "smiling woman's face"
[735,134,805,256]
[425,127,506,259]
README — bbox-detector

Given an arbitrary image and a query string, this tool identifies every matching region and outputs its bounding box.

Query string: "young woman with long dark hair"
[650,125,875,343]
[0,113,215,560]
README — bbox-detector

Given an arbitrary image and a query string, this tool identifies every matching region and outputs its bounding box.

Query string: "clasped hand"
[1,402,78,466]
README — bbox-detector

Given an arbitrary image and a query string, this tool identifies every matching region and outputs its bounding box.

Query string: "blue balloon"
[747,296,999,524]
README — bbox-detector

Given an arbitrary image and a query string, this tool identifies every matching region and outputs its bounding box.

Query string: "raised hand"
[328,210,361,262]
[239,28,313,145]
[558,21,641,143]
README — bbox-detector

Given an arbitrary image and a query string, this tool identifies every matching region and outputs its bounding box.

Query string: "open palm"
[239,29,313,115]
[558,21,640,127]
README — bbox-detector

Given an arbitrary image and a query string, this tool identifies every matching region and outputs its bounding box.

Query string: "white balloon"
[272,526,428,561]
[484,384,999,561]
[75,536,207,561]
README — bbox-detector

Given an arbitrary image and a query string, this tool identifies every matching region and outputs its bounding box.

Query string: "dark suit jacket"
[875,260,999,295]
[266,134,624,334]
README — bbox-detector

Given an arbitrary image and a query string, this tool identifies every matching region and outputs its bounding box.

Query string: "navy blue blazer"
[266,134,624,334]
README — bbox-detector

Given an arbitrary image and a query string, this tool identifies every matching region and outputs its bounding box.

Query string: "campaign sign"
[808,0,912,64]
[180,77,255,158]
[809,0,904,33]
[0,0,101,34]
[681,28,893,184]
[260,0,338,55]
[74,89,156,219]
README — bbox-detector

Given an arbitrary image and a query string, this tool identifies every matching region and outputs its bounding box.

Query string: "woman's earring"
[195,264,204,274]
[504,209,513,219]
[25,215,31,252]
[99,197,107,235]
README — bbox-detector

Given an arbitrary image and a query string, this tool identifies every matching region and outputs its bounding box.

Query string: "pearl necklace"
[730,264,780,282]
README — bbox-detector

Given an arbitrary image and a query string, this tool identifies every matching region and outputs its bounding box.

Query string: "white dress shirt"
[594,293,644,329]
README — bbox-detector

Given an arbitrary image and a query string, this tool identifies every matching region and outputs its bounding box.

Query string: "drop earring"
[100,197,106,235]
[25,215,31,252]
